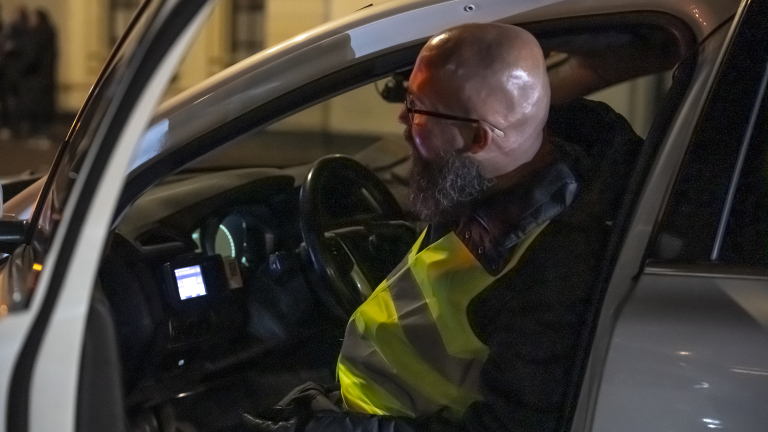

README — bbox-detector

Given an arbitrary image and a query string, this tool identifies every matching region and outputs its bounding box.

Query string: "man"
[21,9,57,145]
[0,6,29,138]
[246,23,640,432]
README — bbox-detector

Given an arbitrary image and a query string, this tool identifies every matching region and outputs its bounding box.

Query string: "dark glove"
[241,382,342,432]
[242,410,303,432]
[240,382,456,432]
[304,412,422,432]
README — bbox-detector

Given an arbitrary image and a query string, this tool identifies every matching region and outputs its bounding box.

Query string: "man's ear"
[468,123,492,154]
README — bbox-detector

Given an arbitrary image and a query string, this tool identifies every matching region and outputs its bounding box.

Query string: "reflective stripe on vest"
[337,222,549,419]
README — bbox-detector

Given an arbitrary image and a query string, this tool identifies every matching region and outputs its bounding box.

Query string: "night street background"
[0,119,67,177]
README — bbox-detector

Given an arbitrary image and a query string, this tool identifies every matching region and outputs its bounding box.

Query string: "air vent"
[136,228,190,254]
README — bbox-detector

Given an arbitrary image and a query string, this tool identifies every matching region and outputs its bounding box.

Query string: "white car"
[1,0,766,431]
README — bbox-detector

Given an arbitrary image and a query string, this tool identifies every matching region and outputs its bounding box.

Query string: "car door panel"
[594,271,768,431]
[571,14,736,432]
[3,1,216,432]
[590,0,768,429]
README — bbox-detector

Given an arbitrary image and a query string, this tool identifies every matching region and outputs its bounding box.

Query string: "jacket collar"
[450,158,578,275]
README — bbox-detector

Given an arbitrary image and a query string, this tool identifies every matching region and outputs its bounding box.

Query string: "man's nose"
[397,104,410,126]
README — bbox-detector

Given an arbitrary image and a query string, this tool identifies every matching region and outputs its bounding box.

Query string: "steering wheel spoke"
[300,156,410,319]
[323,233,374,300]
[322,233,356,275]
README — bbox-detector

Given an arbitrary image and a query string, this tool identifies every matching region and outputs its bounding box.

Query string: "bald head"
[407,24,550,177]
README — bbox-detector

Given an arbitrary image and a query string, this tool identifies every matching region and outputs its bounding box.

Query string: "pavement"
[0,120,72,177]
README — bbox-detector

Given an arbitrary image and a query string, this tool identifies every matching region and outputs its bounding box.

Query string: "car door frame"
[2,1,216,431]
[580,0,768,430]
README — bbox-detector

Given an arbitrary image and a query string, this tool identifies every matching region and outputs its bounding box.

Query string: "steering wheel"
[300,155,409,319]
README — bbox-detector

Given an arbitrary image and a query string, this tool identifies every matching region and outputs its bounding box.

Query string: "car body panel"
[588,0,768,429]
[0,1,215,431]
[28,7,214,430]
[594,269,768,431]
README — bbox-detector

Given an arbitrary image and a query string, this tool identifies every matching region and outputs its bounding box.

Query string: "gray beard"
[409,151,494,222]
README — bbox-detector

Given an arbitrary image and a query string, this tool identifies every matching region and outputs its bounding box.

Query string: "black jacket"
[459,98,643,432]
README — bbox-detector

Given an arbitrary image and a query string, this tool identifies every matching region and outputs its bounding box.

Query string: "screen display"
[174,265,207,300]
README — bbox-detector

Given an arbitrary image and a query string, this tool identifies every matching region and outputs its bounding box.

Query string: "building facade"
[0,0,664,136]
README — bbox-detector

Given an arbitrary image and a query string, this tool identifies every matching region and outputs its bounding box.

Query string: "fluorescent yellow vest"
[337,222,548,419]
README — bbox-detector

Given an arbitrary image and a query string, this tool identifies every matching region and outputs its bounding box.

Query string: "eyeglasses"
[404,93,505,138]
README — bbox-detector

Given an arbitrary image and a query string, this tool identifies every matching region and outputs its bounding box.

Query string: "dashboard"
[101,168,344,409]
[98,140,416,430]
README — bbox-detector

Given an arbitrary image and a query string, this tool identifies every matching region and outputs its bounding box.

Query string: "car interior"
[82,12,700,432]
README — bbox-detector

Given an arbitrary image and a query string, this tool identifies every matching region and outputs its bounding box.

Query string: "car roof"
[127,0,739,176]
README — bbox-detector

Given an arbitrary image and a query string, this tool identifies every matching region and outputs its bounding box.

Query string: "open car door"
[0,1,216,431]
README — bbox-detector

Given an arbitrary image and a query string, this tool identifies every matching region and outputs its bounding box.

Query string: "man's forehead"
[408,63,464,102]
[412,41,494,89]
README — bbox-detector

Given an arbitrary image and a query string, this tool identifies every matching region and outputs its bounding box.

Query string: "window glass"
[189,79,405,169]
[719,90,768,266]
[651,6,768,264]
[186,78,412,205]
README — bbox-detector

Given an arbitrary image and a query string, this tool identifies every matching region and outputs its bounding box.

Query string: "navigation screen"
[174,265,207,300]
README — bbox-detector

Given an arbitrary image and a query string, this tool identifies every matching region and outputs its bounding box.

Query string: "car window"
[651,1,768,266]
[188,79,406,170]
[718,89,768,266]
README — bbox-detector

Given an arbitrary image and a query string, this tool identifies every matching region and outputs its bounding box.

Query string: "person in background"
[22,8,56,147]
[0,6,29,140]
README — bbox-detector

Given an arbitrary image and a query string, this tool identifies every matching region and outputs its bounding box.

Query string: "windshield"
[184,79,404,171]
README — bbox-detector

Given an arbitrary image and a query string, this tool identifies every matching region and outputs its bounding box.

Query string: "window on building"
[231,0,265,64]
[110,0,141,47]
